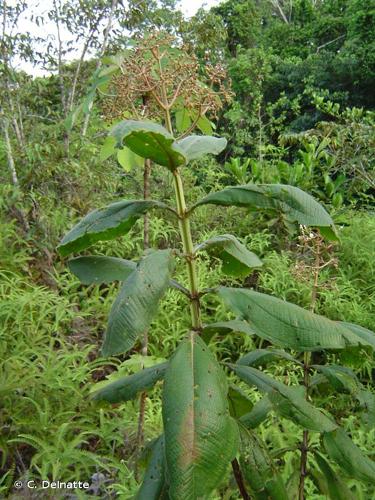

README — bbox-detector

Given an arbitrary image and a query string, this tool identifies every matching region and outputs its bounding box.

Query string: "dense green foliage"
[0,0,374,498]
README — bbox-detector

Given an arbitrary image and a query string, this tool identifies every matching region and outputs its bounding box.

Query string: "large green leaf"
[162,333,239,499]
[136,436,168,500]
[219,288,373,351]
[192,184,337,237]
[323,428,375,484]
[92,362,168,403]
[313,452,355,500]
[237,349,300,367]
[177,135,227,162]
[102,250,174,356]
[111,120,186,170]
[68,256,135,284]
[339,322,375,349]
[195,234,262,277]
[68,255,188,295]
[239,427,289,500]
[230,364,337,432]
[58,200,172,257]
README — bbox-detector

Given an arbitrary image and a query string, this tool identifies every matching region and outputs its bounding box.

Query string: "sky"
[12,0,222,76]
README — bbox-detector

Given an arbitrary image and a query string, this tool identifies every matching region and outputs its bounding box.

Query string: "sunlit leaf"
[177,135,227,162]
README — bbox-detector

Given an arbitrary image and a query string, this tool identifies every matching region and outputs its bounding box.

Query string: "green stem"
[158,70,201,331]
[173,169,201,330]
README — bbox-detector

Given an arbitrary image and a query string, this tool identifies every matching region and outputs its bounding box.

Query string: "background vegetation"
[0,0,374,498]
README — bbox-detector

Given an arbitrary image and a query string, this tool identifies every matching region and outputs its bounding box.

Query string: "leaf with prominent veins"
[102,250,175,356]
[58,199,174,256]
[163,333,239,499]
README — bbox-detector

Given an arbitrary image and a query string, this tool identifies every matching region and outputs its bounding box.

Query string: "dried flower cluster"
[101,32,232,136]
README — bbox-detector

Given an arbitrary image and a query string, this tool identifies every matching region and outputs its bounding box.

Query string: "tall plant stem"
[298,236,321,500]
[165,103,249,499]
[135,158,152,475]
[172,169,201,330]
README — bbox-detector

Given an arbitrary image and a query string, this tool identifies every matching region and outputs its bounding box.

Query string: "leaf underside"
[177,135,227,162]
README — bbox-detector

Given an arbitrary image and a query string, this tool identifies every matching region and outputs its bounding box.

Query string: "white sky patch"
[11,0,222,77]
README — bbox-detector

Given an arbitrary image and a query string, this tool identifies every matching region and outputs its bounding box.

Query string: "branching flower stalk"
[297,229,336,500]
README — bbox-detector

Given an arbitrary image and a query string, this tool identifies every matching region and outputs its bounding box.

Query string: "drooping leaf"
[136,436,168,500]
[195,234,262,277]
[192,184,337,237]
[230,364,337,432]
[162,333,239,499]
[92,362,168,404]
[201,320,254,343]
[239,427,289,500]
[58,200,173,257]
[68,256,136,284]
[117,146,144,171]
[313,452,355,500]
[111,120,186,170]
[240,397,273,429]
[228,385,253,418]
[102,250,174,356]
[219,288,373,351]
[237,349,300,367]
[323,428,375,484]
[339,322,375,349]
[177,135,227,162]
